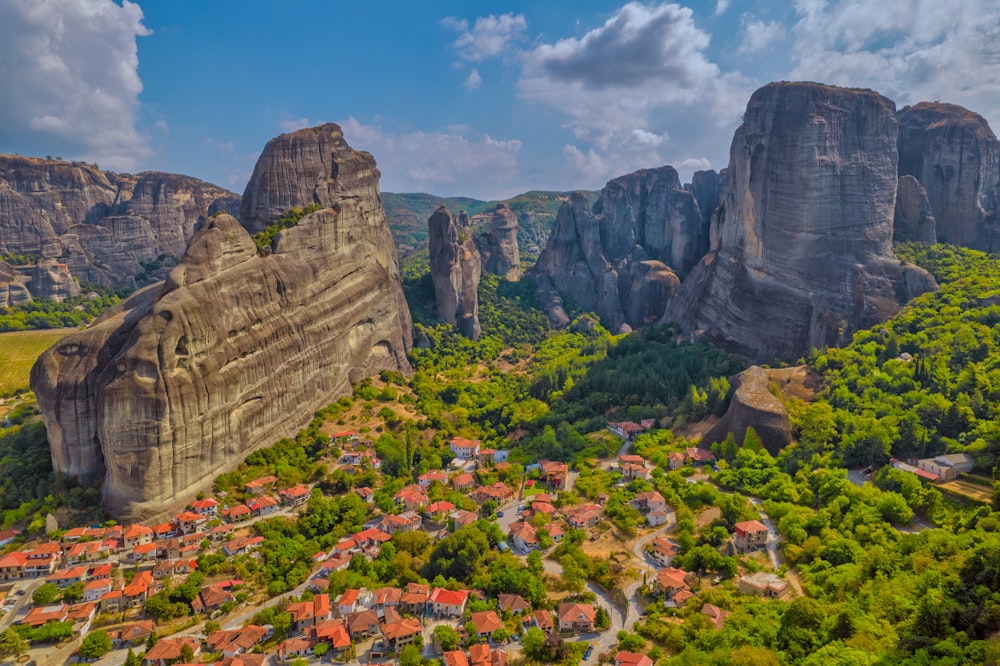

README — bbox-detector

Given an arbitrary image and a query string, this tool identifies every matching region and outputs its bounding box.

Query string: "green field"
[0,328,75,395]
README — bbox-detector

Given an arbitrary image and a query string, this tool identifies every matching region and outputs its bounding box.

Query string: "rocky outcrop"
[688,169,725,230]
[0,260,32,307]
[893,175,937,244]
[897,102,1000,251]
[480,204,521,280]
[32,128,413,520]
[533,167,704,333]
[666,82,936,360]
[0,156,240,288]
[24,262,81,301]
[428,207,481,340]
[701,366,792,455]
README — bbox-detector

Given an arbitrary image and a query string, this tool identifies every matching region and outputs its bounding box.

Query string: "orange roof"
[734,520,768,535]
[444,651,471,666]
[471,610,504,634]
[470,643,491,665]
[429,587,469,607]
[281,485,310,498]
[175,511,204,523]
[382,617,421,640]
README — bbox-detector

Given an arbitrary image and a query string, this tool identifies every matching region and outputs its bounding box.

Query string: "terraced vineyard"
[0,329,74,395]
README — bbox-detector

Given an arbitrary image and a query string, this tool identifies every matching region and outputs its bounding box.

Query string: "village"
[0,419,793,666]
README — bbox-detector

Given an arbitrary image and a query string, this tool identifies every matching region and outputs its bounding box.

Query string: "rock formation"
[893,175,937,244]
[666,82,936,360]
[897,102,1000,251]
[32,127,413,520]
[480,204,521,280]
[687,169,725,230]
[428,207,481,340]
[532,166,704,333]
[0,156,240,288]
[0,260,32,307]
[701,366,791,455]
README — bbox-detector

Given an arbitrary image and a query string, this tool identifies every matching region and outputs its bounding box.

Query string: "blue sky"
[1,1,999,200]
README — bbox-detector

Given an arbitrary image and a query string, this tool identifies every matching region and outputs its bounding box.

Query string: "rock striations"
[666,82,937,360]
[0,155,240,289]
[701,366,792,456]
[31,127,413,520]
[532,167,707,333]
[428,206,482,340]
[480,204,521,280]
[897,102,1000,251]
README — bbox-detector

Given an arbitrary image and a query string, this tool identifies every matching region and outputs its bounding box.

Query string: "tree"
[32,582,59,605]
[399,643,422,666]
[79,630,113,660]
[205,620,221,633]
[124,647,142,666]
[62,581,84,604]
[314,642,329,659]
[180,642,196,663]
[521,627,546,661]
[434,624,461,651]
[0,628,27,660]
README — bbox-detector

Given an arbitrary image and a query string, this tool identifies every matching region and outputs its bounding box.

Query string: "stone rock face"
[32,130,413,520]
[894,175,937,244]
[666,82,935,360]
[688,169,725,230]
[0,156,240,288]
[701,366,792,455]
[24,262,81,301]
[897,102,1000,251]
[239,124,381,235]
[481,204,521,280]
[0,260,32,307]
[533,167,703,333]
[428,207,481,340]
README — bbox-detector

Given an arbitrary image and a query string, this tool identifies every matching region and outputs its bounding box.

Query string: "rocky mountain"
[478,203,521,281]
[893,175,937,244]
[701,366,791,455]
[428,206,481,340]
[532,166,707,333]
[897,102,1000,252]
[666,82,937,360]
[32,126,412,520]
[0,155,240,289]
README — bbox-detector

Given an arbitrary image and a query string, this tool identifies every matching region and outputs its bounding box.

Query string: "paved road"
[539,558,622,658]
[622,516,676,630]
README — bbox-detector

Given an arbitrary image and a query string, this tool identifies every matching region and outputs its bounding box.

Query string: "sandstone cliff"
[701,366,791,456]
[480,204,521,280]
[0,260,32,308]
[897,102,1000,251]
[32,129,412,520]
[666,82,936,360]
[532,166,703,333]
[428,206,482,340]
[893,175,937,244]
[0,156,240,289]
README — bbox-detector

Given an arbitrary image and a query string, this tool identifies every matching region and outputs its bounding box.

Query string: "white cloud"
[278,117,312,133]
[738,17,784,53]
[464,68,483,90]
[339,118,522,199]
[445,13,527,62]
[787,0,1000,128]
[715,0,731,16]
[0,0,150,170]
[518,2,752,187]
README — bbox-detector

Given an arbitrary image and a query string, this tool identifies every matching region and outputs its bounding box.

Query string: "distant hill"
[382,190,597,260]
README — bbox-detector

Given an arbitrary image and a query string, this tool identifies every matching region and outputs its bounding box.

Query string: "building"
[106,621,155,649]
[667,451,686,470]
[533,609,555,635]
[190,497,219,516]
[557,602,595,633]
[733,520,769,552]
[649,537,679,567]
[144,637,200,666]
[608,421,646,441]
[244,475,277,495]
[471,482,514,504]
[429,587,469,617]
[539,460,569,490]
[701,603,731,630]
[381,617,422,651]
[685,447,716,466]
[615,652,654,666]
[452,472,477,491]
[916,453,976,481]
[738,572,790,598]
[450,437,481,460]
[470,610,504,639]
[509,521,538,552]
[281,485,311,506]
[655,567,694,603]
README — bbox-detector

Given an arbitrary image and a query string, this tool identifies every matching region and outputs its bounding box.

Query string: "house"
[244,475,277,495]
[655,567,694,603]
[738,572,790,598]
[335,589,362,617]
[608,421,646,441]
[425,501,456,522]
[632,491,668,514]
[615,651,654,666]
[224,504,252,522]
[471,482,514,504]
[223,535,265,557]
[218,656,267,666]
[621,462,647,482]
[100,588,124,614]
[450,437,481,460]
[452,472,476,491]
[733,520,769,552]
[381,511,422,535]
[498,593,531,615]
[191,583,235,614]
[0,529,21,547]
[451,509,479,529]
[0,552,27,581]
[352,527,393,548]
[429,587,469,617]
[207,625,267,656]
[311,620,352,654]
[701,603,731,630]
[471,610,504,639]
[22,603,69,627]
[668,451,686,470]
[248,495,280,517]
[123,524,154,549]
[557,602,595,633]
[106,620,155,649]
[477,448,496,466]
[372,586,402,612]
[277,637,314,662]
[346,609,381,639]
[647,511,668,526]
[916,453,976,481]
[331,430,359,445]
[151,522,178,540]
[67,601,98,634]
[395,485,429,511]
[288,594,332,632]
[356,487,376,503]
[533,610,555,635]
[471,643,508,666]
[281,485,311,506]
[509,521,538,551]
[418,471,448,488]
[539,460,569,490]
[445,650,471,666]
[566,508,601,529]
[143,636,200,666]
[685,447,716,466]
[649,537,679,567]
[124,570,154,608]
[65,541,104,563]
[381,617,422,651]
[174,511,207,534]
[191,497,219,516]
[493,450,510,463]
[82,578,114,602]
[540,523,564,542]
[88,563,113,580]
[401,583,429,614]
[47,565,89,588]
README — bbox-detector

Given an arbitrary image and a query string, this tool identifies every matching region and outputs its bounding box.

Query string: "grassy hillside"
[0,329,74,396]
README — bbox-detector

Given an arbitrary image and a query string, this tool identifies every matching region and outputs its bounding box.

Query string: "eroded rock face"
[481,204,521,280]
[0,156,240,288]
[701,366,791,455]
[428,207,481,340]
[666,82,934,360]
[532,167,701,333]
[0,260,32,307]
[898,102,1000,251]
[32,130,412,520]
[894,175,937,244]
